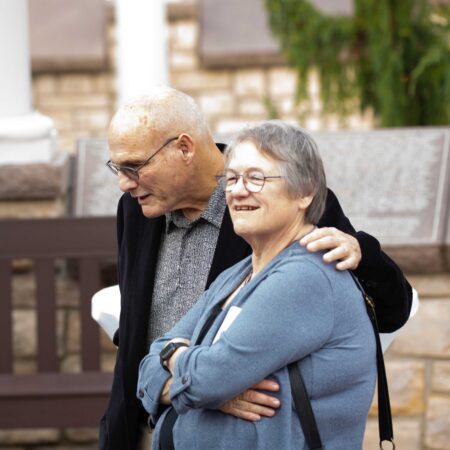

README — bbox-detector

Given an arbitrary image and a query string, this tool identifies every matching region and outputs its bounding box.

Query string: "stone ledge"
[425,395,450,449]
[390,299,450,358]
[385,245,448,274]
[364,418,421,450]
[0,153,69,200]
[167,0,198,21]
[0,429,60,445]
[407,274,450,298]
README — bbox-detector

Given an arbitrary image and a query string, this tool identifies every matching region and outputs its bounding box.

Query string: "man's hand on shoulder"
[300,227,362,271]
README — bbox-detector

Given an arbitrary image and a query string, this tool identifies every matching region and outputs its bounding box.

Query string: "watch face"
[160,342,177,362]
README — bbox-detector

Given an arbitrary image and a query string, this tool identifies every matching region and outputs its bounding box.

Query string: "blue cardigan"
[138,243,377,449]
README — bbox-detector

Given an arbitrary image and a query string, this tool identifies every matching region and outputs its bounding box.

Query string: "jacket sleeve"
[136,286,216,419]
[110,194,126,348]
[319,189,412,332]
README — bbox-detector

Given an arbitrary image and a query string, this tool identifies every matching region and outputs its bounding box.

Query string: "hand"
[300,227,362,271]
[160,377,173,405]
[218,379,281,421]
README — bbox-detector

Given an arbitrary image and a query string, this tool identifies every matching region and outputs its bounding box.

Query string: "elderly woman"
[137,121,377,449]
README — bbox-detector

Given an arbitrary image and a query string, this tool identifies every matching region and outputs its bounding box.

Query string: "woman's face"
[225,141,308,246]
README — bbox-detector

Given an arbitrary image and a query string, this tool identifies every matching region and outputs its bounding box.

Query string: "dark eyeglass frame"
[106,135,180,181]
[216,169,284,193]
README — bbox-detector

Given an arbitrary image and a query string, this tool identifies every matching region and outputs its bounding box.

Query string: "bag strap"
[194,304,222,345]
[288,273,395,450]
[287,362,323,450]
[349,273,395,449]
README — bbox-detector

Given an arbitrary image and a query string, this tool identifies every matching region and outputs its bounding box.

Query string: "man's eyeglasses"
[216,169,284,193]
[106,135,179,181]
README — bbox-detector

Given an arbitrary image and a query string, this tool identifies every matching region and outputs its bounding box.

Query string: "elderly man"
[100,87,412,450]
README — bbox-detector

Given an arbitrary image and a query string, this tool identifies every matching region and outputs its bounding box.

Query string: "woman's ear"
[178,134,195,163]
[298,194,313,211]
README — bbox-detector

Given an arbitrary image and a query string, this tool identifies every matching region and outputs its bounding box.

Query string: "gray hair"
[225,121,327,224]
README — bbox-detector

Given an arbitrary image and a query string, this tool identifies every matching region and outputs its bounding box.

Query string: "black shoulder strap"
[288,273,395,449]
[350,273,394,447]
[287,362,323,450]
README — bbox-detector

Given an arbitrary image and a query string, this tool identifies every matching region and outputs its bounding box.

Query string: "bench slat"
[36,258,59,372]
[80,257,101,371]
[0,260,13,373]
[0,373,113,428]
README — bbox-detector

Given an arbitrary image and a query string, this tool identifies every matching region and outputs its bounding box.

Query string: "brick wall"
[168,14,374,137]
[31,19,116,155]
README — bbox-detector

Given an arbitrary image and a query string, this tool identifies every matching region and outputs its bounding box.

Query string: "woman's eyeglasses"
[216,169,283,193]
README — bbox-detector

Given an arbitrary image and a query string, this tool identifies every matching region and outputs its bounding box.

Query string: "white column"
[0,0,56,164]
[114,0,168,106]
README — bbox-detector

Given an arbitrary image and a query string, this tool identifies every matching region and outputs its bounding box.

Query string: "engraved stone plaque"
[200,0,352,68]
[312,128,450,272]
[74,138,122,217]
[313,128,450,246]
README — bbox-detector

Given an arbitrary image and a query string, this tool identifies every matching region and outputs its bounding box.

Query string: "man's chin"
[140,202,168,219]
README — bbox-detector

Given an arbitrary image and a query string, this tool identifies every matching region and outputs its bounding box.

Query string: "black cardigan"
[99,189,412,450]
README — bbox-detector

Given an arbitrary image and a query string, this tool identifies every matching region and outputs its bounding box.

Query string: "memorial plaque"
[312,128,450,272]
[445,195,450,269]
[200,0,352,68]
[29,0,106,71]
[74,138,122,217]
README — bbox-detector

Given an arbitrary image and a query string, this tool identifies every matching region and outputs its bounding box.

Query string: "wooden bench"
[0,217,116,428]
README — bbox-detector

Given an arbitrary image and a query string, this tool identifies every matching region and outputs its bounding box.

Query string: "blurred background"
[0,0,449,448]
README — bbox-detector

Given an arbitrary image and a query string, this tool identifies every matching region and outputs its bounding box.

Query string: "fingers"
[300,227,338,247]
[250,379,280,392]
[299,227,361,270]
[217,379,281,422]
[241,389,280,409]
[218,391,280,421]
[218,400,263,421]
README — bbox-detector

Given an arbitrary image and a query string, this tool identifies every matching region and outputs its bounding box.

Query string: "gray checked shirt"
[147,185,227,346]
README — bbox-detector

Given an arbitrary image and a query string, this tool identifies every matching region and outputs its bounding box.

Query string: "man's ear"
[178,134,195,163]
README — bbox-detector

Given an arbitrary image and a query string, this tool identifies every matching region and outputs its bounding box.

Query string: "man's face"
[108,125,191,218]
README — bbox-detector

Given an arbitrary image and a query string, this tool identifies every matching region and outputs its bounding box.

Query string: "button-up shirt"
[148,185,227,346]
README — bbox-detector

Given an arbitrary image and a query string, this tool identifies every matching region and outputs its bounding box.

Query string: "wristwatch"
[160,342,189,371]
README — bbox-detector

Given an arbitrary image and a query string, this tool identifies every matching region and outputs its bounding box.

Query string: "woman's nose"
[230,176,249,196]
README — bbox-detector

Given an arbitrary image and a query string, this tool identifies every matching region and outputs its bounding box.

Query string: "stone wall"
[364,274,450,449]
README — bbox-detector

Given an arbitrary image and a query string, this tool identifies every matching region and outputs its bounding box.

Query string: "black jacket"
[99,188,412,450]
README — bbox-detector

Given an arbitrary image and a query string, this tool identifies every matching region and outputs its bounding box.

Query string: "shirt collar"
[164,183,226,233]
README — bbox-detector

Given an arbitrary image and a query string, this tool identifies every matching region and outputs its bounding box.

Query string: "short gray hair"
[225,121,327,224]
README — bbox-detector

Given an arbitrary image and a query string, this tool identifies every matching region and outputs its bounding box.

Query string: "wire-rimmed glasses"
[216,169,284,193]
[106,135,179,181]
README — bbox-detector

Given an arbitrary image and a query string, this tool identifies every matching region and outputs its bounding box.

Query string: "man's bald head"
[107,87,224,220]
[109,86,211,145]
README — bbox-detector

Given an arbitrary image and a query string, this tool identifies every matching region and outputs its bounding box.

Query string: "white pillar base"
[0,112,57,164]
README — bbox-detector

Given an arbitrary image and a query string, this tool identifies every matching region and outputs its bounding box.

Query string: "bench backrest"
[0,217,116,428]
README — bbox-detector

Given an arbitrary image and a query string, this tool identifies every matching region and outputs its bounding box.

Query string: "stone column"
[114,0,168,105]
[0,0,67,216]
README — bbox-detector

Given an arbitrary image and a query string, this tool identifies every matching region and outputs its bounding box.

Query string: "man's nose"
[118,172,139,192]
